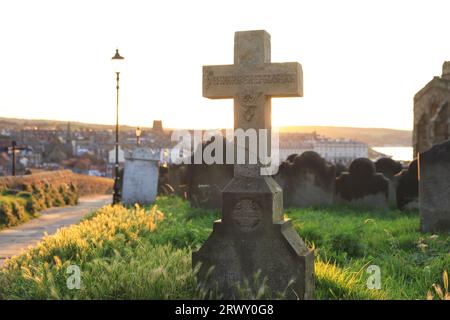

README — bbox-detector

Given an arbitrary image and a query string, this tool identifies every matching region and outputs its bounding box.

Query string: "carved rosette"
[231,199,262,232]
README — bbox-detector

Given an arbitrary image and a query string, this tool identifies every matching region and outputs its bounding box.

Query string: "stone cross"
[193,30,314,300]
[203,30,303,177]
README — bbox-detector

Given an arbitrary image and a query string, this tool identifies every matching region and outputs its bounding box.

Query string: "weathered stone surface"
[336,158,389,209]
[375,157,403,207]
[413,62,450,156]
[193,30,314,299]
[274,152,335,207]
[419,140,450,232]
[396,159,419,210]
[122,148,159,205]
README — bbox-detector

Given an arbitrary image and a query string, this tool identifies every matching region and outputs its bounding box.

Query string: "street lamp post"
[112,49,124,205]
[135,127,142,147]
[11,141,17,176]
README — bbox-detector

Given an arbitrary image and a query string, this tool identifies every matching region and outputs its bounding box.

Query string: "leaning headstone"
[419,140,450,232]
[336,158,389,209]
[193,30,314,299]
[122,148,159,205]
[375,157,403,207]
[396,159,419,210]
[274,152,335,207]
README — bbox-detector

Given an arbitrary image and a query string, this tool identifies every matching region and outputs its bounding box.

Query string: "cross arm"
[202,62,303,99]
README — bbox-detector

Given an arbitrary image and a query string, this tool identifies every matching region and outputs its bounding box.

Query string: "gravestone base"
[192,176,315,299]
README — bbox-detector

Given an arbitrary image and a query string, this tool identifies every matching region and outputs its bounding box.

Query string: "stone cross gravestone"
[193,30,314,299]
[419,140,450,232]
[122,148,159,205]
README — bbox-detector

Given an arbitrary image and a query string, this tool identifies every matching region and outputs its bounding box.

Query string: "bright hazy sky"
[1,0,449,130]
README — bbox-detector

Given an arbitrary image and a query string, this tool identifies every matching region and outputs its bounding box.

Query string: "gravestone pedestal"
[193,176,314,299]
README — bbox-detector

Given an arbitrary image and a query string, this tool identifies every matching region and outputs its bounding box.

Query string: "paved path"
[0,194,111,268]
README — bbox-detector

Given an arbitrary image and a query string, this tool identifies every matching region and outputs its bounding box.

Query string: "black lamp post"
[112,48,124,205]
[11,141,17,176]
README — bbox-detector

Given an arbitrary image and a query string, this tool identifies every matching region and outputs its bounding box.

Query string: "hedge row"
[0,170,113,229]
[0,183,78,228]
[0,170,113,196]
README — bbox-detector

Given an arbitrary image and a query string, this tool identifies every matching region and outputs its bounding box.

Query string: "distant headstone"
[396,159,419,210]
[419,140,450,232]
[166,164,189,197]
[375,157,403,207]
[336,158,389,209]
[186,138,233,209]
[187,163,233,209]
[335,162,348,177]
[274,152,335,207]
[122,148,159,205]
[193,30,314,299]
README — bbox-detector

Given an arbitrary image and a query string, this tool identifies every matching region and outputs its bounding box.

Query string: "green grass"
[0,197,448,300]
[286,206,449,299]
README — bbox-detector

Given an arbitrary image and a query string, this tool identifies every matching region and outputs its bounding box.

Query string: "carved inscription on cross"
[202,30,303,177]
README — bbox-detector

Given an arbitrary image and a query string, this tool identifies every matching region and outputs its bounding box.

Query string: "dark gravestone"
[186,137,233,209]
[335,162,348,177]
[193,30,314,299]
[164,164,189,197]
[396,159,419,210]
[336,158,389,209]
[419,140,450,232]
[286,153,298,163]
[187,163,233,209]
[273,160,291,205]
[375,157,403,207]
[274,152,335,207]
[375,157,403,179]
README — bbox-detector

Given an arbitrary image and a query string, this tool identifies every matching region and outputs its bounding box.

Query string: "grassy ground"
[0,196,448,300]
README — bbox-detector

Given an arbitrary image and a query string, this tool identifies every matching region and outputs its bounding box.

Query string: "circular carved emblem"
[231,199,261,232]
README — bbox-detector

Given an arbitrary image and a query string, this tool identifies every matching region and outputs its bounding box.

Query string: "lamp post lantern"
[135,127,142,147]
[112,48,124,205]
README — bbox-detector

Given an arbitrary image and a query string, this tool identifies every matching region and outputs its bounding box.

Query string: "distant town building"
[108,146,126,164]
[152,120,164,133]
[414,61,450,156]
[279,132,368,164]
